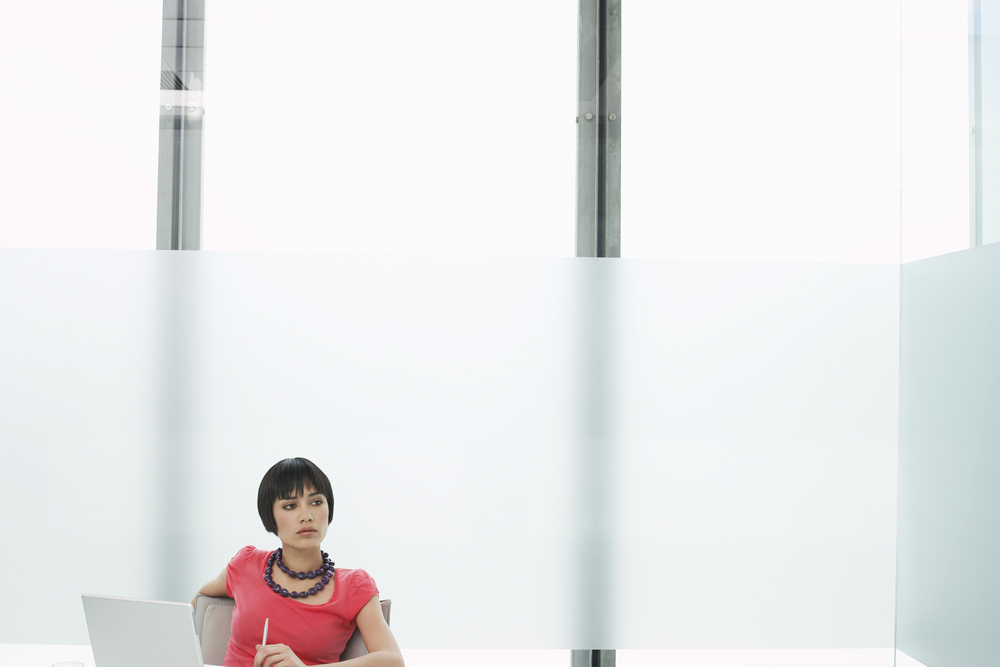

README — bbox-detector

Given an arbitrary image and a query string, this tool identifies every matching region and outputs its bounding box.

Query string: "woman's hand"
[254,643,306,667]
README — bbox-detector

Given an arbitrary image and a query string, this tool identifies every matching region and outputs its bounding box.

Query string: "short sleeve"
[225,545,257,599]
[347,569,380,621]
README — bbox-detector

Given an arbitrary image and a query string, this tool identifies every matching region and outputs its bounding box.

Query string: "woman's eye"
[283,504,295,510]
[312,500,323,505]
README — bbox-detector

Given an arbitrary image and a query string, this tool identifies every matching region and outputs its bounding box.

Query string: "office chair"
[193,594,392,665]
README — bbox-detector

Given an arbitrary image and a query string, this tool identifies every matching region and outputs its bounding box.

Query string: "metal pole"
[577,0,621,258]
[571,649,616,667]
[157,0,205,251]
[153,0,205,603]
[574,2,621,664]
[972,0,983,248]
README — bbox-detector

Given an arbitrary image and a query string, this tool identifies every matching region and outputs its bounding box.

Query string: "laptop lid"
[82,594,205,667]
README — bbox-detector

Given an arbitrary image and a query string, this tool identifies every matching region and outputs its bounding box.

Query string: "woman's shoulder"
[225,546,271,596]
[338,567,379,595]
[338,566,372,579]
[230,545,271,567]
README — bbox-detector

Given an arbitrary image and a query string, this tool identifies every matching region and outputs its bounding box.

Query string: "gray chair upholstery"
[194,594,391,665]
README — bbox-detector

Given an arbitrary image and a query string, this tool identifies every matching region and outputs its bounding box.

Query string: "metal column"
[157,0,205,251]
[577,0,621,259]
[154,0,204,603]
[574,2,620,665]
[971,0,984,248]
[571,650,616,667]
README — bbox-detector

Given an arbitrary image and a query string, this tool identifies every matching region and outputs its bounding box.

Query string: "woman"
[192,458,404,667]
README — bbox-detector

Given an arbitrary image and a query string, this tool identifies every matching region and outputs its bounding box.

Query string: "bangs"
[272,462,321,501]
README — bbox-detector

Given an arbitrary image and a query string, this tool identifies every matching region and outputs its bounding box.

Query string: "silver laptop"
[82,594,222,667]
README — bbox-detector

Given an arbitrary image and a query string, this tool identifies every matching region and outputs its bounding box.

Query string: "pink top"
[223,546,379,666]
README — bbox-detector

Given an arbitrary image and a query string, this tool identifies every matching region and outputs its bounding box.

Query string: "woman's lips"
[297,528,317,535]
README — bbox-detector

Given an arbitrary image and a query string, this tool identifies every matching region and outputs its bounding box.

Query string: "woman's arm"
[190,567,229,609]
[341,595,404,667]
[253,596,404,667]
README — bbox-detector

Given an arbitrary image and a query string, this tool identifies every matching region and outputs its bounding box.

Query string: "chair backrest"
[194,594,391,665]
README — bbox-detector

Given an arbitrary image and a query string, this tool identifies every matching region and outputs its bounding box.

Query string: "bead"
[321,575,329,584]
[308,587,317,595]
[297,572,306,580]
[307,571,316,579]
[280,588,289,597]
[265,567,272,575]
[316,582,324,590]
[291,591,300,598]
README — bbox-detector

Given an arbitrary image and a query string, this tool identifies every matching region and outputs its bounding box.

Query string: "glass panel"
[613,260,899,651]
[624,0,900,263]
[0,5,161,249]
[188,253,579,648]
[0,250,580,646]
[202,1,576,256]
[0,250,900,653]
[0,251,160,643]
[895,244,1000,667]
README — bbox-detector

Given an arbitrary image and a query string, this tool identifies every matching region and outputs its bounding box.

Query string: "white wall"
[623,0,901,264]
[0,3,160,249]
[201,0,577,256]
[901,0,969,261]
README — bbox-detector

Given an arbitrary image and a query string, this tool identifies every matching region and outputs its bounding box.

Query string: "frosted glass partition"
[0,5,160,249]
[0,251,579,647]
[896,243,1000,667]
[0,250,899,651]
[202,1,576,255]
[186,253,579,648]
[0,251,160,643]
[624,0,900,263]
[613,260,900,649]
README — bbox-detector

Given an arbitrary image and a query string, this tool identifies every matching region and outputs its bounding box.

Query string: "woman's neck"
[279,544,324,573]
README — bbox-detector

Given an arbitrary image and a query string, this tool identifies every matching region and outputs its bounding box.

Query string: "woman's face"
[271,483,329,549]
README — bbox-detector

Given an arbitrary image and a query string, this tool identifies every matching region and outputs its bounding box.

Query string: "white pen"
[262,618,269,647]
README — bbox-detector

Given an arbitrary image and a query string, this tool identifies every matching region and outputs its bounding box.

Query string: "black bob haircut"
[257,457,335,536]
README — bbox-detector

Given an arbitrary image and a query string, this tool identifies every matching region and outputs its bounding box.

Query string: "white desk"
[0,644,94,667]
[0,647,917,667]
[0,644,222,667]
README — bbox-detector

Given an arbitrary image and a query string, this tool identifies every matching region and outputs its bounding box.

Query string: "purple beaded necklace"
[263,548,335,599]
